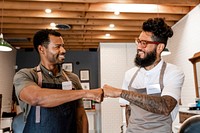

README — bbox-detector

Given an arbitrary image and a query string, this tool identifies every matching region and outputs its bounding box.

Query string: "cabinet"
[179,107,200,123]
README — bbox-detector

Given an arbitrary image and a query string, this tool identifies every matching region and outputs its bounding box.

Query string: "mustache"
[137,49,144,54]
[59,52,66,56]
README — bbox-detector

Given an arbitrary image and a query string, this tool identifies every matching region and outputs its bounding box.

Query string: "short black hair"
[33,29,62,52]
[142,18,173,46]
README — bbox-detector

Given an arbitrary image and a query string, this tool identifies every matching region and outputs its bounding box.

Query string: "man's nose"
[60,46,66,53]
[137,43,143,50]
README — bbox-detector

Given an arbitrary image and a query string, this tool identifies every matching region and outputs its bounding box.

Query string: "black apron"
[23,66,77,133]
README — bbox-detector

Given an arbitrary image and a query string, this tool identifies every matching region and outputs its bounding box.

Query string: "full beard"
[134,48,157,67]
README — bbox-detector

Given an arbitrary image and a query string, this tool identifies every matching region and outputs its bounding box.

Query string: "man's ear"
[157,43,165,53]
[38,45,44,54]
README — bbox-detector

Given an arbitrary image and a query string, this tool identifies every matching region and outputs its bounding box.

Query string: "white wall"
[0,49,16,114]
[164,4,200,105]
[99,43,136,133]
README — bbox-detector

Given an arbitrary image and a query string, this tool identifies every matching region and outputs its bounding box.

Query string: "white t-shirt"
[119,60,185,120]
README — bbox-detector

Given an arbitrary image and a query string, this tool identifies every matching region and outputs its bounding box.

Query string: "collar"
[140,59,164,75]
[39,64,63,78]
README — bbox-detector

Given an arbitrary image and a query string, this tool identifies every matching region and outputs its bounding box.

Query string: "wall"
[0,49,16,114]
[160,5,200,132]
[164,4,200,105]
[99,43,136,133]
[16,49,99,89]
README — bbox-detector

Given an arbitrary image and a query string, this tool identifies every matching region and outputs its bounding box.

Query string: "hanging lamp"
[0,0,12,52]
[0,33,12,51]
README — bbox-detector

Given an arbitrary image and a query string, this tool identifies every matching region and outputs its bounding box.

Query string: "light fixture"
[109,24,115,28]
[114,10,120,15]
[50,22,56,27]
[45,9,52,14]
[56,24,71,30]
[0,0,12,51]
[161,48,171,56]
[0,33,12,51]
[105,33,110,37]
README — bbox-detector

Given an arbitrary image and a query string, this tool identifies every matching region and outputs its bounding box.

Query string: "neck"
[145,58,161,70]
[41,61,60,76]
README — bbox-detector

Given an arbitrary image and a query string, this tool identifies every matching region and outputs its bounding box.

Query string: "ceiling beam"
[0,1,193,14]
[6,0,200,6]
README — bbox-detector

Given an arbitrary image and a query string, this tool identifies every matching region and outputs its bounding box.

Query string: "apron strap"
[35,66,71,123]
[62,70,71,81]
[35,65,42,123]
[128,61,167,91]
[159,62,167,91]
[128,68,140,88]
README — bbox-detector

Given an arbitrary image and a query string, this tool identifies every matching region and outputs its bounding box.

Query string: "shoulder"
[17,67,36,73]
[14,68,37,79]
[14,68,37,80]
[165,63,185,79]
[166,63,184,75]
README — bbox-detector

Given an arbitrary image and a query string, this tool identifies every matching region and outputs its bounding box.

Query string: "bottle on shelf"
[91,100,95,109]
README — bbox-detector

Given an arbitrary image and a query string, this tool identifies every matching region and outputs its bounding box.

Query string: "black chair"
[179,115,200,133]
[2,112,16,118]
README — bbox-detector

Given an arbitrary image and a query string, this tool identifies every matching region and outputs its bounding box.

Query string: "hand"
[103,84,122,98]
[85,88,104,102]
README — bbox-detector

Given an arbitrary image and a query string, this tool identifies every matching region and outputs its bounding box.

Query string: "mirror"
[189,52,200,98]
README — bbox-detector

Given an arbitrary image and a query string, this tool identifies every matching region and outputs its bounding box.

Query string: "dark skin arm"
[19,85,103,107]
[103,84,177,116]
[76,106,88,133]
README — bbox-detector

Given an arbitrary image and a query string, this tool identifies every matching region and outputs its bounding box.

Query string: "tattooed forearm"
[120,90,177,115]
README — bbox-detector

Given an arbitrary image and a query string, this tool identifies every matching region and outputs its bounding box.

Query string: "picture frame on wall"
[62,62,73,72]
[80,69,90,81]
[81,82,90,90]
[83,99,92,110]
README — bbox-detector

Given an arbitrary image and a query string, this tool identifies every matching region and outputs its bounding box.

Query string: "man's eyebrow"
[54,43,64,46]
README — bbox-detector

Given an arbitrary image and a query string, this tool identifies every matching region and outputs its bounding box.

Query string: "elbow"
[28,93,52,107]
[26,91,42,106]
[28,96,40,106]
[162,106,173,116]
[163,111,171,116]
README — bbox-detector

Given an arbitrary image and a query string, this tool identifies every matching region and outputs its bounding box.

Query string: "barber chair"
[179,115,200,133]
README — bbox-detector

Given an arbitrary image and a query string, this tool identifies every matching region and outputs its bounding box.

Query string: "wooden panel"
[179,112,198,123]
[0,0,198,50]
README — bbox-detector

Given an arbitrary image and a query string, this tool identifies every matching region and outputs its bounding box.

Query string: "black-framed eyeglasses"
[135,38,160,48]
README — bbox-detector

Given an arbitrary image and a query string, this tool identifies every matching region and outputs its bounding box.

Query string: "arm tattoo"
[120,90,177,115]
